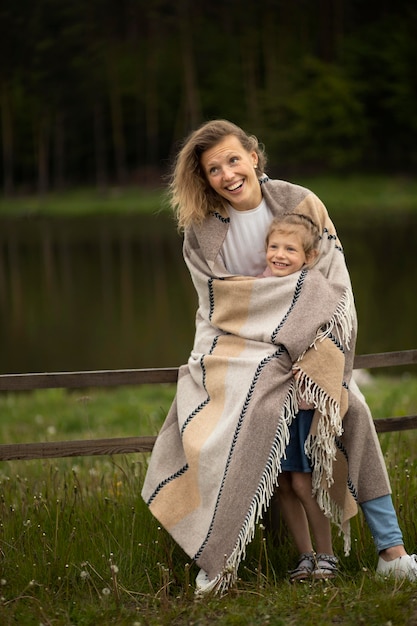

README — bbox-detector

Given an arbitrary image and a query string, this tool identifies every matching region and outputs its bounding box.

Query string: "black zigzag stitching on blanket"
[335,437,358,502]
[209,335,219,354]
[180,355,210,436]
[208,278,215,321]
[323,227,343,253]
[193,347,285,561]
[327,331,345,354]
[208,278,225,322]
[180,397,210,436]
[271,269,307,343]
[146,464,189,506]
[212,211,230,223]
[180,333,219,436]
[323,227,337,241]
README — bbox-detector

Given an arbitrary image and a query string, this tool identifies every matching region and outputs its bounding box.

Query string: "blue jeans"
[360,494,404,552]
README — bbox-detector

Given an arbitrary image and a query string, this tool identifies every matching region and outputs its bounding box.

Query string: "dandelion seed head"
[110,564,119,574]
[0,579,6,585]
[102,587,111,596]
[46,426,56,436]
[80,571,89,580]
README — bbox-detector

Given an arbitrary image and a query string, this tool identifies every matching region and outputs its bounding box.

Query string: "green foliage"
[0,377,416,623]
[276,58,368,170]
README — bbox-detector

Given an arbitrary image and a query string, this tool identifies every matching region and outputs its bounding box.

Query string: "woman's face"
[200,135,262,211]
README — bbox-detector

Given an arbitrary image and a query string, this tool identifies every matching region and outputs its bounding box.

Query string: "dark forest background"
[1,0,416,196]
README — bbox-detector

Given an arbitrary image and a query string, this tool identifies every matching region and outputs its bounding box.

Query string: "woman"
[142,119,416,594]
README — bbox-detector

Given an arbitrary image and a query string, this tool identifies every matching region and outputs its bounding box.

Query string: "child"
[261,213,339,582]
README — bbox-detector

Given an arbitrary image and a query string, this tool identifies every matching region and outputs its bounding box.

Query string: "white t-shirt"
[220,199,273,276]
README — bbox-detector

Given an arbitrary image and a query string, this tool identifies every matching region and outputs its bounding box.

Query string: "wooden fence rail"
[0,349,416,462]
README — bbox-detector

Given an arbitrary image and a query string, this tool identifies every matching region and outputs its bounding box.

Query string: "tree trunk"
[145,10,159,172]
[240,28,260,128]
[94,100,108,192]
[107,53,127,185]
[1,82,14,196]
[177,0,201,132]
[54,110,65,190]
[37,112,50,196]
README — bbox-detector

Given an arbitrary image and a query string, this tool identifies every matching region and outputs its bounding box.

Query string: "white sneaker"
[195,568,219,596]
[376,554,417,581]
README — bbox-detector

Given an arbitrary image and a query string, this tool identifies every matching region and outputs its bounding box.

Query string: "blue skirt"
[281,409,314,473]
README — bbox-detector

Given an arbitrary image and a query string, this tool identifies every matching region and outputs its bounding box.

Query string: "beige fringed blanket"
[142,178,391,593]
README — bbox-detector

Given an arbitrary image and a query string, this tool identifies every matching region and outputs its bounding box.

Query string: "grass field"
[0,374,416,625]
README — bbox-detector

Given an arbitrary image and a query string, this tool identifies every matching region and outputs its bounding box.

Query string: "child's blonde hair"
[266,213,320,264]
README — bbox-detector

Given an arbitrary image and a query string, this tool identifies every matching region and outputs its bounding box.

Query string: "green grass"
[297,174,417,217]
[1,174,417,219]
[0,375,416,624]
[0,186,168,218]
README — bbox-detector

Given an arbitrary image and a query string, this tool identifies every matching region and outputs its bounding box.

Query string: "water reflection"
[1,213,416,374]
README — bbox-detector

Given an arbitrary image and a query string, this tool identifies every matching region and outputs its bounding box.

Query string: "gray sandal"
[289,552,315,582]
[311,553,338,580]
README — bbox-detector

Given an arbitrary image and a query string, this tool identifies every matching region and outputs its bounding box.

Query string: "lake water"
[1,212,416,375]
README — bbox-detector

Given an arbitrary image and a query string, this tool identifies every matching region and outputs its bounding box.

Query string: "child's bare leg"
[275,472,313,554]
[290,471,333,555]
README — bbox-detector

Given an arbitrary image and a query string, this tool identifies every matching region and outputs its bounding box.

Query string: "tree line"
[1,0,416,195]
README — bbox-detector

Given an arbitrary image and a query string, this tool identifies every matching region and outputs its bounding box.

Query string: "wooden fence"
[0,349,416,462]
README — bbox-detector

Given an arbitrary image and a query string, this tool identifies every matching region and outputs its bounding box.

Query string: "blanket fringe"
[214,384,298,594]
[295,368,350,552]
[314,287,355,350]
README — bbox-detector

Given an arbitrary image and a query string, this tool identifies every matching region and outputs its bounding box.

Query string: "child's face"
[266,230,309,277]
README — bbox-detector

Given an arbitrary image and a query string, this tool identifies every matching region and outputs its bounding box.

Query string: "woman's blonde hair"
[169,119,267,230]
[266,213,320,263]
